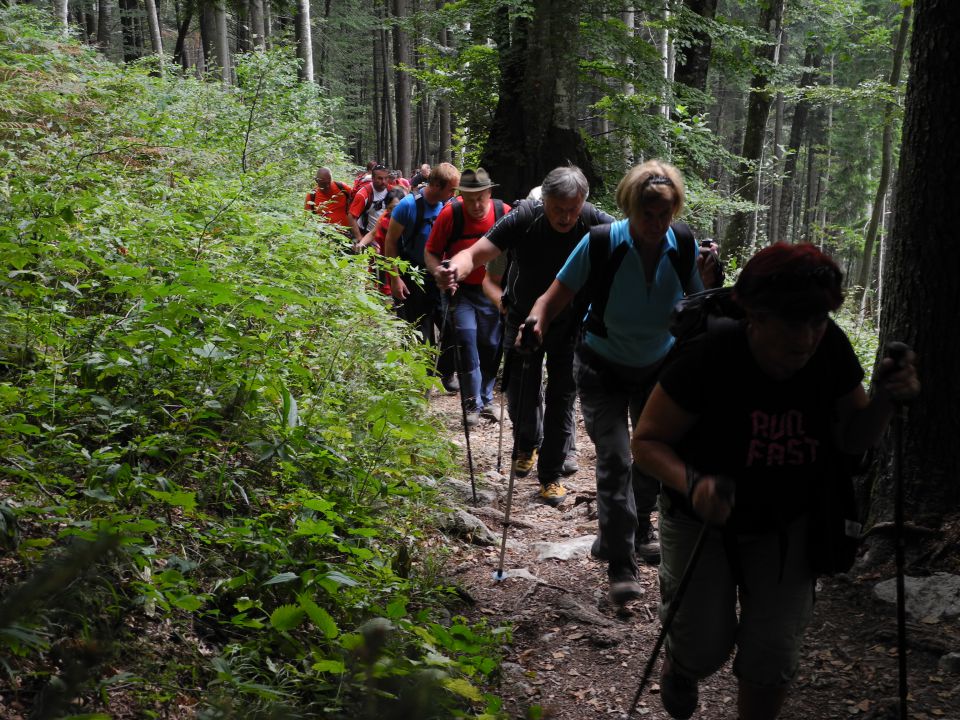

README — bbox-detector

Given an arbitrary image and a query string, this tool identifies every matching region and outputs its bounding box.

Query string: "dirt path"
[429,389,960,720]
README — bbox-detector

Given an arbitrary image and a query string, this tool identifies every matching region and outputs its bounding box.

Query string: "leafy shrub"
[0,9,504,718]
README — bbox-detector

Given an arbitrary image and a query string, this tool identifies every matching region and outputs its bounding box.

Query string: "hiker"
[436,166,615,507]
[409,163,431,189]
[305,167,352,232]
[630,243,919,720]
[520,160,711,604]
[352,160,378,193]
[384,162,460,384]
[354,186,408,295]
[425,169,509,426]
[348,164,395,244]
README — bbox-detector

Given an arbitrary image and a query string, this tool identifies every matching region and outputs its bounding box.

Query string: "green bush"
[0,9,504,718]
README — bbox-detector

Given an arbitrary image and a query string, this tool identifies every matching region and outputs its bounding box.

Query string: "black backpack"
[449,199,506,246]
[583,222,702,339]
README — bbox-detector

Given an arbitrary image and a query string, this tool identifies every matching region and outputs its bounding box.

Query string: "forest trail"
[427,388,960,720]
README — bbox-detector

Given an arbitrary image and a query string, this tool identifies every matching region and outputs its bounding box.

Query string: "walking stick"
[496,347,511,475]
[886,341,910,720]
[440,261,478,506]
[625,477,734,718]
[494,319,536,582]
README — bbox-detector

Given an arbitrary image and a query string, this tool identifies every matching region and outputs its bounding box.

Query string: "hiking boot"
[636,525,661,565]
[479,404,503,422]
[441,374,460,393]
[537,481,567,507]
[512,449,538,478]
[560,455,579,476]
[464,409,480,427]
[608,566,643,605]
[661,657,698,719]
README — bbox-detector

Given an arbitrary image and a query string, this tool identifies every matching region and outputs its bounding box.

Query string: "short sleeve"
[486,207,523,251]
[348,188,367,218]
[425,203,454,256]
[390,194,416,229]
[658,335,712,414]
[555,233,593,293]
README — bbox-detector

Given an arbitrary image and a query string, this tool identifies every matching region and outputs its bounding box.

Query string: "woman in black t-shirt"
[631,243,919,720]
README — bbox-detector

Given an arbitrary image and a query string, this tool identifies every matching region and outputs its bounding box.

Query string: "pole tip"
[492,569,508,582]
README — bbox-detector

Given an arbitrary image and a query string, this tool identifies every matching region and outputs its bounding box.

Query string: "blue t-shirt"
[391,193,445,268]
[556,219,703,367]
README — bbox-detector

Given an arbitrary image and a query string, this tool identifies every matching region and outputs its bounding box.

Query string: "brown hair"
[429,162,461,190]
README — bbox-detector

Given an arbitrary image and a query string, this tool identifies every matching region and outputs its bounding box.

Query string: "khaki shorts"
[658,506,815,687]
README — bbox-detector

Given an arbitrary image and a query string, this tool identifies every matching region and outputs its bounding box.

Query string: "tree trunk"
[54,0,69,33]
[173,5,192,69]
[380,24,394,166]
[143,0,163,58]
[674,0,717,97]
[249,0,265,50]
[721,0,784,263]
[621,4,635,166]
[775,45,821,245]
[870,0,960,528]
[119,0,141,62]
[437,0,450,162]
[768,90,784,244]
[854,5,912,307]
[200,0,215,69]
[392,0,411,175]
[480,0,597,202]
[96,0,110,51]
[295,0,313,82]
[214,1,230,84]
[263,0,271,47]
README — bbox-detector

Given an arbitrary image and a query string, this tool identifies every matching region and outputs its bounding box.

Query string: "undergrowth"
[0,8,506,719]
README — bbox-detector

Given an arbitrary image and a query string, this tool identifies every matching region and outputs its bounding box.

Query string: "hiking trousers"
[504,311,578,481]
[449,285,501,411]
[575,347,663,575]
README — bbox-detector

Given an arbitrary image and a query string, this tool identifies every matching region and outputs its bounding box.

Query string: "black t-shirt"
[659,320,865,533]
[486,199,615,318]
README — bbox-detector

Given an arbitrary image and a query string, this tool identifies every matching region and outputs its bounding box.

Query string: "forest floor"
[428,389,960,720]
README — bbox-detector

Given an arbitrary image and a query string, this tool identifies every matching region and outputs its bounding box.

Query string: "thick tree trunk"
[392,0,411,175]
[480,0,596,202]
[295,0,313,82]
[768,90,784,244]
[721,0,784,263]
[200,0,215,69]
[854,6,911,307]
[119,0,141,62]
[870,0,960,525]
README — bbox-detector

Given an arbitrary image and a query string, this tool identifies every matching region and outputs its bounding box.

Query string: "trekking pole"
[441,261,478,506]
[886,341,910,720]
[496,346,510,474]
[625,477,734,718]
[493,319,537,582]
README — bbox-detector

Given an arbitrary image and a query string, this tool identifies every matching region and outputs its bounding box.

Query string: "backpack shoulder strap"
[583,224,628,339]
[493,199,505,222]
[666,222,696,295]
[335,181,350,199]
[450,201,464,247]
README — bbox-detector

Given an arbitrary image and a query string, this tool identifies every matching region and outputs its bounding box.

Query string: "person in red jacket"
[425,168,509,425]
[305,167,351,230]
[348,165,395,243]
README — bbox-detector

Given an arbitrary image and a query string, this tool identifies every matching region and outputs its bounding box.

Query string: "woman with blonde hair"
[523,159,713,604]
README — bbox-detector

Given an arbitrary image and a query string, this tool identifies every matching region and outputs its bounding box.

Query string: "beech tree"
[870,0,960,524]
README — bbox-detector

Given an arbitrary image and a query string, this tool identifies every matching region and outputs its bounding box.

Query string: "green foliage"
[0,9,504,718]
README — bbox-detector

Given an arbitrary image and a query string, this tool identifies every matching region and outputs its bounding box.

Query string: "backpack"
[449,199,506,248]
[668,288,862,578]
[583,222,701,339]
[398,195,438,267]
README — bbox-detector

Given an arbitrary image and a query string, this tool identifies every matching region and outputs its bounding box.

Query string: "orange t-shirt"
[305,182,351,226]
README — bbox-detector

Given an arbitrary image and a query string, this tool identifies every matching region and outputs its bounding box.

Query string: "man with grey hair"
[435,165,614,507]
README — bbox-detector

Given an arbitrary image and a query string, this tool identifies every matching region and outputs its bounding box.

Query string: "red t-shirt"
[305,182,351,226]
[371,210,393,295]
[426,198,510,285]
